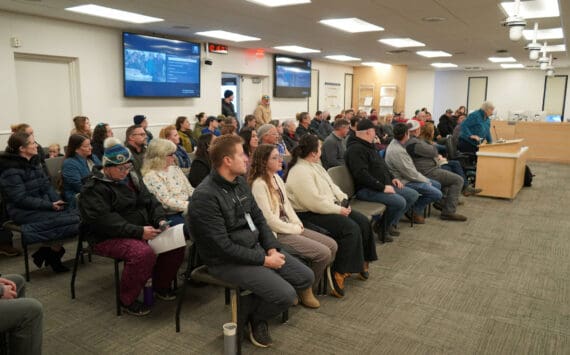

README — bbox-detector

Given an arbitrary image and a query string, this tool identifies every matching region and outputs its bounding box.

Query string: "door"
[221,73,240,121]
[240,76,265,121]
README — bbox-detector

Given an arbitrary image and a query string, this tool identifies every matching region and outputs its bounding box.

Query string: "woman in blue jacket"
[62,134,101,208]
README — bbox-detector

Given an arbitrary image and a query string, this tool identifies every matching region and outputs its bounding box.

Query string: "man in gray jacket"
[406,120,467,221]
[320,119,349,169]
[385,123,442,224]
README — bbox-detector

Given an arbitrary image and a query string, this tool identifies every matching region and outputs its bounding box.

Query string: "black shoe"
[45,249,69,273]
[433,201,443,211]
[358,262,370,281]
[388,225,399,237]
[249,320,272,348]
[32,247,50,268]
[121,300,151,316]
[155,288,177,301]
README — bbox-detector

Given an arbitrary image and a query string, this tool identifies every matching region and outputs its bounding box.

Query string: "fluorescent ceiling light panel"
[319,18,384,33]
[246,0,310,6]
[522,27,564,40]
[488,56,517,63]
[379,38,425,48]
[274,45,320,54]
[195,30,260,42]
[65,4,163,23]
[501,63,525,69]
[500,0,560,19]
[362,62,391,68]
[416,50,452,58]
[545,44,566,52]
[431,63,457,68]
[325,55,361,61]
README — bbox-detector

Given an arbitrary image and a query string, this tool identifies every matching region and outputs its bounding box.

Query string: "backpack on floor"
[524,165,534,187]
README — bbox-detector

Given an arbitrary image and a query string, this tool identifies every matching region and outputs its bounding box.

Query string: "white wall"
[405,70,435,117]
[0,11,352,147]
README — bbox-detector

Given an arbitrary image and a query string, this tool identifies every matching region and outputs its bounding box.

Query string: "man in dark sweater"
[345,119,419,236]
[187,134,313,348]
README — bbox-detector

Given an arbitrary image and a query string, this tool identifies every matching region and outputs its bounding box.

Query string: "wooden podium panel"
[475,140,528,199]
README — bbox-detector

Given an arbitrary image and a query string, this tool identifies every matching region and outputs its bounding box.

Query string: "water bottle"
[143,278,154,306]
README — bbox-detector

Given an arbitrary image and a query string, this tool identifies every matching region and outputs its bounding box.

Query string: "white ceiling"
[1,0,568,70]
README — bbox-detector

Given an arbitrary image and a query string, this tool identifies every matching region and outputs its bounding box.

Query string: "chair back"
[327,165,355,198]
[45,156,64,191]
[445,134,459,160]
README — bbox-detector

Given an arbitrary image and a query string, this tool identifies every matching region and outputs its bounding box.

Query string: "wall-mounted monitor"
[123,32,201,98]
[273,54,311,98]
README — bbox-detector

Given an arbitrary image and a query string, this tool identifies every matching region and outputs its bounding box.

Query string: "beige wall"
[352,65,408,114]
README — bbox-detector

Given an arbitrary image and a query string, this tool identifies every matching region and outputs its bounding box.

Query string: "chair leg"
[22,242,30,282]
[225,288,231,305]
[175,256,193,332]
[282,310,289,323]
[70,237,83,299]
[114,260,121,316]
[235,289,242,355]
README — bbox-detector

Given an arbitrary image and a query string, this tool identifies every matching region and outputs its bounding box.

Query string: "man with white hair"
[458,101,494,153]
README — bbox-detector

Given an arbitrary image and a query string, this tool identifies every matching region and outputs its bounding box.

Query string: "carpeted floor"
[1,162,568,354]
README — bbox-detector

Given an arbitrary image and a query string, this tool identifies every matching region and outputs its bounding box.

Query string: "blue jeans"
[406,179,442,214]
[442,160,467,187]
[356,186,419,227]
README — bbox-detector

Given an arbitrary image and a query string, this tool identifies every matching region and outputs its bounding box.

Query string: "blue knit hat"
[102,137,132,167]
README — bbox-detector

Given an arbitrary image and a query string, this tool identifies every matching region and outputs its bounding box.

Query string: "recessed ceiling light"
[488,56,517,63]
[195,30,260,42]
[522,27,564,40]
[361,62,391,68]
[65,4,163,23]
[416,50,452,58]
[379,38,425,48]
[325,55,361,61]
[501,63,525,69]
[500,0,560,19]
[319,18,384,33]
[246,0,310,6]
[545,44,566,52]
[274,45,320,54]
[431,63,457,68]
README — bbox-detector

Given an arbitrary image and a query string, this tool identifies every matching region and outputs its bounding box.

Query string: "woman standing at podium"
[458,101,494,153]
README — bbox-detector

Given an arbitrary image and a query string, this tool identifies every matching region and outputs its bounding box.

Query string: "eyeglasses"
[131,133,146,136]
[115,164,133,172]
[270,155,283,161]
[167,153,175,157]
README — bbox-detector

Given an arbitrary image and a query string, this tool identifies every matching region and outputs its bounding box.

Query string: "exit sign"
[208,43,228,54]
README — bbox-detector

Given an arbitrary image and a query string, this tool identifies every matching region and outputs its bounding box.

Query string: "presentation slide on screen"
[276,66,311,88]
[124,49,199,84]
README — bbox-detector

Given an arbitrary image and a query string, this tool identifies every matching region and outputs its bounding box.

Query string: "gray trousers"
[426,168,464,215]
[277,229,338,290]
[0,274,43,355]
[209,250,314,323]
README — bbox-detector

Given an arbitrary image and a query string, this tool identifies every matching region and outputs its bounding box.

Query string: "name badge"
[244,213,257,232]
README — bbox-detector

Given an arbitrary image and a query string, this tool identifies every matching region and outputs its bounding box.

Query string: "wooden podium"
[475,139,528,199]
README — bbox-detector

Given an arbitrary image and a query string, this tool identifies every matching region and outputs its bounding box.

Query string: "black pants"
[297,210,377,274]
[457,138,478,154]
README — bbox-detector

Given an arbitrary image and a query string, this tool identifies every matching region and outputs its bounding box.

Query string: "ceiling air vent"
[464,66,482,71]
[386,49,410,55]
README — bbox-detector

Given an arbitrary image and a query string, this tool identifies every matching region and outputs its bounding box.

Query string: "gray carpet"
[1,162,568,354]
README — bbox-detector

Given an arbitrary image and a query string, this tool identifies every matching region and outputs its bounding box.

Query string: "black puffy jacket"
[187,171,280,266]
[345,135,393,192]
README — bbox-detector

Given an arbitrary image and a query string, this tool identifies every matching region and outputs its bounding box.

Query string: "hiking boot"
[249,320,272,348]
[463,185,482,196]
[0,244,21,257]
[388,225,399,237]
[297,288,320,308]
[358,262,370,281]
[155,288,177,301]
[121,300,151,316]
[412,214,425,224]
[440,213,468,222]
[328,270,345,298]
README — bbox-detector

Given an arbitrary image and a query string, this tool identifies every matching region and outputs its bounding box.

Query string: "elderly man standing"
[458,101,494,153]
[254,95,272,128]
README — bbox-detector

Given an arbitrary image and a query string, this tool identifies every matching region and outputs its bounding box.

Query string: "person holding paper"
[187,134,313,348]
[79,137,185,316]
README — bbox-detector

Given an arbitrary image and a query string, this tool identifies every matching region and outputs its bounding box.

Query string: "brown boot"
[297,288,320,309]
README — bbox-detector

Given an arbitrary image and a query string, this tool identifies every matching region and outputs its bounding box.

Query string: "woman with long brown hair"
[70,116,92,138]
[248,144,337,308]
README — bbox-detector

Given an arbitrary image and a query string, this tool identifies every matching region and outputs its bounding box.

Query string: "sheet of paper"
[148,223,186,254]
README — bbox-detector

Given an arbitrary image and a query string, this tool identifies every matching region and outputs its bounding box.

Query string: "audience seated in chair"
[79,137,185,316]
[384,123,443,224]
[344,119,419,237]
[159,125,192,175]
[142,138,194,228]
[188,133,214,188]
[0,274,43,355]
[175,116,195,153]
[249,144,337,306]
[10,124,48,174]
[281,120,298,153]
[91,123,114,161]
[320,119,349,170]
[192,112,207,141]
[70,115,92,138]
[187,134,314,348]
[62,134,101,209]
[285,134,377,298]
[295,112,311,139]
[239,128,258,171]
[201,116,221,137]
[124,124,147,175]
[47,143,63,158]
[0,133,78,273]
[406,121,468,221]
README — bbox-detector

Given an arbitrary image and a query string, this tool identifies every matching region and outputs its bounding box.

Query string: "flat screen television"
[123,32,201,97]
[273,54,311,98]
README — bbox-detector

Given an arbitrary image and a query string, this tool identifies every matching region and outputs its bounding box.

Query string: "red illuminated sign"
[208,43,228,54]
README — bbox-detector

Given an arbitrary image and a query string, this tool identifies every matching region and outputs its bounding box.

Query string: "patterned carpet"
[1,162,568,354]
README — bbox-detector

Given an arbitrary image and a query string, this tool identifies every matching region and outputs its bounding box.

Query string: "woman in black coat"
[0,132,79,273]
[188,133,213,188]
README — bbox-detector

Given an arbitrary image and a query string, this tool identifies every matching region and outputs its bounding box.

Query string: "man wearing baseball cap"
[254,94,272,128]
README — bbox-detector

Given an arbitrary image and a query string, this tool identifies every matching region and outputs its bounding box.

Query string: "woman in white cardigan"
[142,139,194,227]
[249,145,337,308]
[285,134,377,298]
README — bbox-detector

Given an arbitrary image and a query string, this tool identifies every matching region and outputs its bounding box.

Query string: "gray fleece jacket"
[385,139,429,185]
